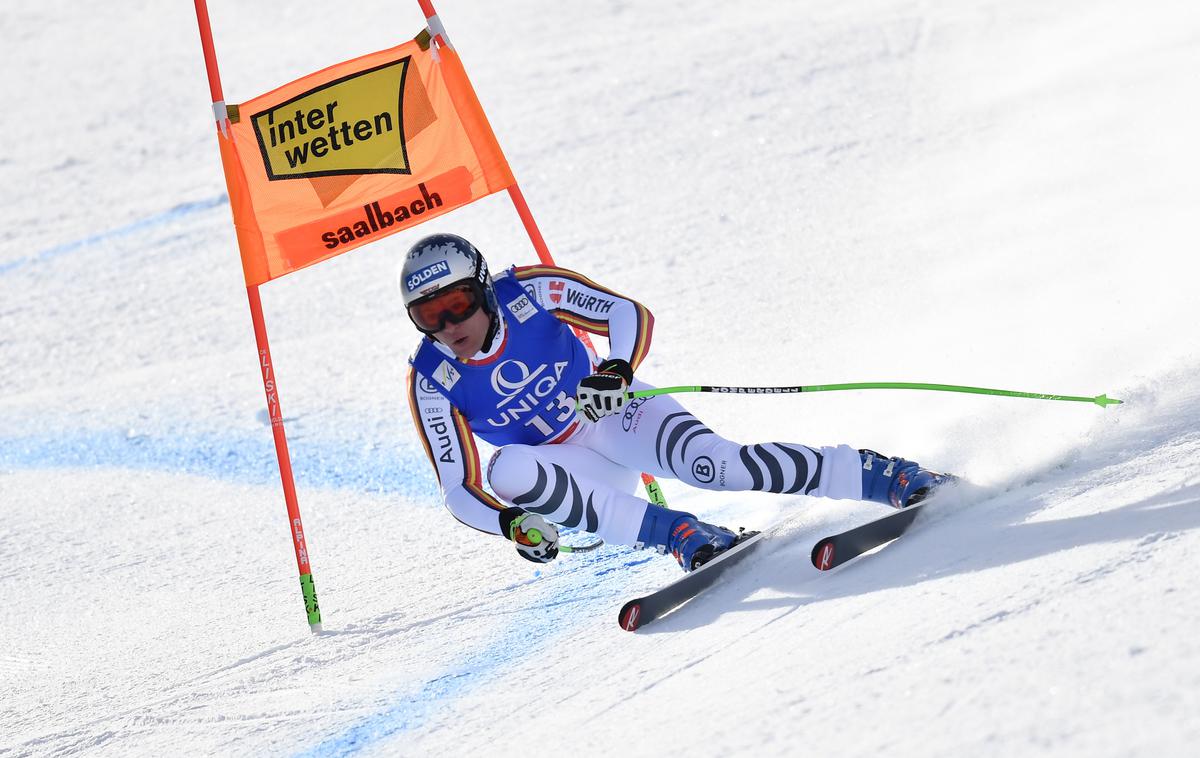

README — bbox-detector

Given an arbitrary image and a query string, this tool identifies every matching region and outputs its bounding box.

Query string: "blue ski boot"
[636,505,739,572]
[859,449,954,508]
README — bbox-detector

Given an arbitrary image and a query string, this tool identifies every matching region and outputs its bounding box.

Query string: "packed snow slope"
[2,1,1198,756]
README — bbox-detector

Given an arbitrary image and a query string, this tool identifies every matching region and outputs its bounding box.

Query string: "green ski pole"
[623,382,1122,407]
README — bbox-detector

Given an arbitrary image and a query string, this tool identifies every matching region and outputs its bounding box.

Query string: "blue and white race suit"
[407,265,864,547]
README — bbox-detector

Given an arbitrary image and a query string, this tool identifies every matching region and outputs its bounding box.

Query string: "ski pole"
[622,382,1122,407]
[520,527,603,554]
[559,540,604,554]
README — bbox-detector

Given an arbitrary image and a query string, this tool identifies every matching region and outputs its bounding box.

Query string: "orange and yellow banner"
[219,34,514,286]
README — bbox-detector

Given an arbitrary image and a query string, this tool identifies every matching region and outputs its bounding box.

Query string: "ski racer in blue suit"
[403,234,950,571]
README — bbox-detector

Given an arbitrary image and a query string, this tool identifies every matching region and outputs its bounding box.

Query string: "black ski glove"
[576,358,634,423]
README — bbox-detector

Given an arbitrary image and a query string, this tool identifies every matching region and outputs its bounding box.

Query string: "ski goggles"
[407,282,484,334]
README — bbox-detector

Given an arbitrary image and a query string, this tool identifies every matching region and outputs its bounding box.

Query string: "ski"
[810,500,932,571]
[618,531,766,631]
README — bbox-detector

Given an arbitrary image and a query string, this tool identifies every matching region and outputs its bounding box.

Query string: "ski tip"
[811,539,835,571]
[619,601,643,632]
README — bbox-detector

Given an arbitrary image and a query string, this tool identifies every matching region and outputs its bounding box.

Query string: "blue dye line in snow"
[0,189,634,755]
[0,429,437,501]
[0,427,640,754]
[0,194,228,275]
[293,551,651,757]
[293,668,486,757]
[0,424,648,754]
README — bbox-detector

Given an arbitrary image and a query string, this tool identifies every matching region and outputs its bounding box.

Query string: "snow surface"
[2,0,1199,755]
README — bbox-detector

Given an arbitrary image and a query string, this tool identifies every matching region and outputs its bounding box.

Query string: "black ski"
[618,531,765,631]
[810,501,931,571]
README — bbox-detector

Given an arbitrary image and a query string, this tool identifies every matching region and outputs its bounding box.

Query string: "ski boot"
[859,449,954,508]
[636,505,739,572]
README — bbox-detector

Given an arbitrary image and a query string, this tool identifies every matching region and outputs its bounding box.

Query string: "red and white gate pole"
[192,0,322,633]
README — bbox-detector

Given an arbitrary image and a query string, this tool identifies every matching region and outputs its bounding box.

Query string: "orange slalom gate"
[194,0,666,631]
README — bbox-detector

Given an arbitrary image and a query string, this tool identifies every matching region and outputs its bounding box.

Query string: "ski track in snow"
[0,196,227,276]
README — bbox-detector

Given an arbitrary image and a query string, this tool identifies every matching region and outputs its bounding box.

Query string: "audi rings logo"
[621,397,646,431]
[692,455,716,484]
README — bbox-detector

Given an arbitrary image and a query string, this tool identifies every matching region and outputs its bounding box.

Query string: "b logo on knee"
[691,456,715,484]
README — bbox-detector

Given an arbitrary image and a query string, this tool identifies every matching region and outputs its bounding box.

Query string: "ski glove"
[500,507,560,564]
[576,358,634,423]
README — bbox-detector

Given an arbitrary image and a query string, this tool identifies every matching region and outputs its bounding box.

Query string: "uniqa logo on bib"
[486,359,574,434]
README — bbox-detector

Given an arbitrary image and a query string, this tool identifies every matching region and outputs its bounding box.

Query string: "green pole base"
[300,572,321,631]
[644,478,667,507]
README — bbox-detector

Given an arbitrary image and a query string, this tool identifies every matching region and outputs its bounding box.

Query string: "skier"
[403,234,951,572]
